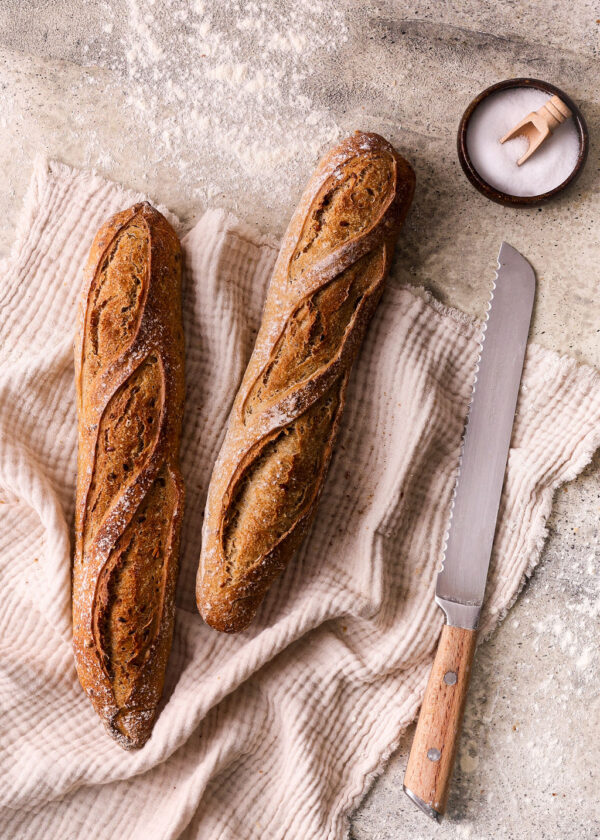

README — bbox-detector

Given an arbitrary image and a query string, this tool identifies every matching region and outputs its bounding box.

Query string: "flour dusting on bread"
[73,202,185,749]
[197,132,415,633]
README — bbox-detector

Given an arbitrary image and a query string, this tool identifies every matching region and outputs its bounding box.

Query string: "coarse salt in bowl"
[467,88,579,196]
[457,79,588,206]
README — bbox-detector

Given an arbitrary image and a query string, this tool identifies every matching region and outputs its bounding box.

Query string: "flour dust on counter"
[84,0,349,214]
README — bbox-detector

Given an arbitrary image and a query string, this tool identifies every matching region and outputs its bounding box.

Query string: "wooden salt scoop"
[499,94,572,165]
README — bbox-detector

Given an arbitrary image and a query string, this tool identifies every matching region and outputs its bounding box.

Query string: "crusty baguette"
[197,131,415,633]
[73,202,185,749]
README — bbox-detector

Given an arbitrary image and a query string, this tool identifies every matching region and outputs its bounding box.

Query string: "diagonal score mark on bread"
[81,214,151,402]
[230,249,386,594]
[81,354,164,551]
[198,132,415,634]
[242,247,385,420]
[289,151,397,279]
[224,379,344,589]
[92,466,179,696]
[242,149,402,428]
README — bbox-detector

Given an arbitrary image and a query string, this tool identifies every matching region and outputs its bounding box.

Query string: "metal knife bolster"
[435,597,481,630]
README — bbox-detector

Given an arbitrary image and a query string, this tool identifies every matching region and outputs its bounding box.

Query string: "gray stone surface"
[1,1,598,837]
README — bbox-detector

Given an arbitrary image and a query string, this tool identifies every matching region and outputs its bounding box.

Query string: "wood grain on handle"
[403,624,477,820]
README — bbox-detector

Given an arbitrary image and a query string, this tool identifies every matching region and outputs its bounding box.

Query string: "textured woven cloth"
[2,160,600,840]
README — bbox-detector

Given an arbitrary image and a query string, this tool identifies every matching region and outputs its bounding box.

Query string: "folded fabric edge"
[188,206,280,253]
[46,157,181,232]
[0,155,183,284]
[401,283,479,332]
[478,344,600,639]
[0,156,183,316]
[332,667,429,840]
[0,458,72,641]
[0,155,48,280]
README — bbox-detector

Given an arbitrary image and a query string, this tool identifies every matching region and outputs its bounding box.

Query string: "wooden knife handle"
[403,624,477,820]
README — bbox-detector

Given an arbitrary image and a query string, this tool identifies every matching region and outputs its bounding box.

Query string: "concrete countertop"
[1,2,598,837]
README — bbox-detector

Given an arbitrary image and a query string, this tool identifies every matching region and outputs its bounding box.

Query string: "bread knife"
[403,242,536,820]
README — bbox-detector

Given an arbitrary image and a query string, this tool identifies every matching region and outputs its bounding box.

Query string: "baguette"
[197,131,415,633]
[73,202,185,749]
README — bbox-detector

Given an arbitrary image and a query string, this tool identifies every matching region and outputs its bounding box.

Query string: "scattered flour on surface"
[575,646,594,671]
[81,0,349,219]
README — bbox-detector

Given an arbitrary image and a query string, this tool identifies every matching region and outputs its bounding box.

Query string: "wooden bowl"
[457,78,589,207]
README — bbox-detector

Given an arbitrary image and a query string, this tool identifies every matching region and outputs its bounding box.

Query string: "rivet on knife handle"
[403,625,477,819]
[403,243,536,820]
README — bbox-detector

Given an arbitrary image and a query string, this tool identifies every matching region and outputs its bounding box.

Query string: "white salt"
[466,88,580,197]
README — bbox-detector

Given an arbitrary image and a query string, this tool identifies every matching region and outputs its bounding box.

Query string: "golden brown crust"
[73,202,185,749]
[197,132,415,633]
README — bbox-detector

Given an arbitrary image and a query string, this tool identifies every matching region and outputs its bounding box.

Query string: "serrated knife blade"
[436,241,536,628]
[403,243,535,821]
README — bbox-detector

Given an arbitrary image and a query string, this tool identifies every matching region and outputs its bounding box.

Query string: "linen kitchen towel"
[1,159,600,840]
